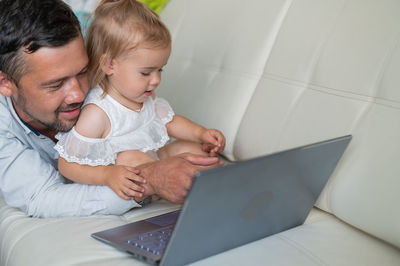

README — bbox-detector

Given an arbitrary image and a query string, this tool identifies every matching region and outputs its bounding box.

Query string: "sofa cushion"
[0,197,180,266]
[2,199,399,266]
[193,209,400,266]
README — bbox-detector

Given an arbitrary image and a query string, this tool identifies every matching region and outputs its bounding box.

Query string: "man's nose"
[64,77,87,104]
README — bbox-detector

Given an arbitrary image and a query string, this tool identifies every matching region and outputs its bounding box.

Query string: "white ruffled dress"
[54,87,174,166]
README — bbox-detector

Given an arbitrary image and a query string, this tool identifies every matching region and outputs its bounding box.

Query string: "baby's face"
[106,45,171,111]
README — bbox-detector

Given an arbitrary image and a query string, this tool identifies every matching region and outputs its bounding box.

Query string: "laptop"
[92,135,352,266]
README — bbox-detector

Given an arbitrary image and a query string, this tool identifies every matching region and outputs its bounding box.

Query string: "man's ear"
[99,54,116,76]
[0,71,14,97]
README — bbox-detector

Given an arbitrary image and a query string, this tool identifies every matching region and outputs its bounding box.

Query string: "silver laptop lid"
[160,135,351,266]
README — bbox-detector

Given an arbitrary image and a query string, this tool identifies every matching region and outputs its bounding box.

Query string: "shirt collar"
[6,97,40,136]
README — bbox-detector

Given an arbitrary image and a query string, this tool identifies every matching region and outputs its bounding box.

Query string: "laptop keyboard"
[127,226,173,255]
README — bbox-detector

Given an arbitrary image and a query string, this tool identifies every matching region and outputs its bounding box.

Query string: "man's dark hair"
[0,0,81,85]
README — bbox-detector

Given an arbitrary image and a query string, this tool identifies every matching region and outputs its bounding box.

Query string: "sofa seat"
[194,209,400,266]
[0,198,179,266]
[1,197,399,266]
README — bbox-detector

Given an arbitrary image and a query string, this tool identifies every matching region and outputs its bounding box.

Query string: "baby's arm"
[166,115,226,156]
[57,104,146,200]
[58,158,145,200]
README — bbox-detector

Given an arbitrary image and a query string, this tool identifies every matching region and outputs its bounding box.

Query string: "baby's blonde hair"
[86,0,171,92]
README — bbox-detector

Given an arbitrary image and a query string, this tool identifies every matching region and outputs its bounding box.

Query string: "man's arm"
[0,136,139,218]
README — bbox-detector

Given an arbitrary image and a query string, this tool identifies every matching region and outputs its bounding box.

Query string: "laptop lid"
[92,135,351,266]
[161,135,351,265]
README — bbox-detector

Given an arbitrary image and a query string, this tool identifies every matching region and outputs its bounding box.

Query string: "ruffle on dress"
[54,128,116,166]
[54,91,175,166]
[154,97,174,124]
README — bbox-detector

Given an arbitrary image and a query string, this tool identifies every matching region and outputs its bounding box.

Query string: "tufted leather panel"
[157,0,400,249]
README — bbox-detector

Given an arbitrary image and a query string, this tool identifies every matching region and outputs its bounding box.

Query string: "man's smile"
[58,104,82,119]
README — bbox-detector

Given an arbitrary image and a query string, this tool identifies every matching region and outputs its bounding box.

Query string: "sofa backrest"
[159,0,400,248]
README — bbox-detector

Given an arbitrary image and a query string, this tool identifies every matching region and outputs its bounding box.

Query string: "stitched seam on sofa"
[262,72,400,109]
[276,234,329,266]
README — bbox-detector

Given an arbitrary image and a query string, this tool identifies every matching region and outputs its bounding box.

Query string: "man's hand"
[136,153,222,203]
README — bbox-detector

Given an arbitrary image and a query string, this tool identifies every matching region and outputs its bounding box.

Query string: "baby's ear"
[99,54,115,76]
[0,71,14,97]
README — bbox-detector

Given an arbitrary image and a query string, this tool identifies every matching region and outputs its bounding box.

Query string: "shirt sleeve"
[0,134,140,218]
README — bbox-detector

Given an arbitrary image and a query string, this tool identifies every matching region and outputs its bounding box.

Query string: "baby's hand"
[200,129,226,157]
[105,165,146,200]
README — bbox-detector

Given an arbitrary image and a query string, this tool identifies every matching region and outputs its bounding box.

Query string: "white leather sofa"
[1,0,399,265]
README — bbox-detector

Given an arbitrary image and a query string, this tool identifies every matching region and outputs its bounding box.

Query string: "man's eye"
[49,82,64,90]
[78,70,88,76]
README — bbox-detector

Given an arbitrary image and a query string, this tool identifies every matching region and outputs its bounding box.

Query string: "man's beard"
[38,104,81,132]
[14,90,81,132]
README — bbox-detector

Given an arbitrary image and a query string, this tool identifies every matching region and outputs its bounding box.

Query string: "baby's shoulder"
[80,103,108,120]
[75,104,110,138]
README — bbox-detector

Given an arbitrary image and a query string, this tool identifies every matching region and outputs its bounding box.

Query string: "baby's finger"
[216,132,225,145]
[202,144,208,152]
[122,186,143,198]
[126,166,140,175]
[209,150,217,157]
[125,180,145,193]
[216,135,226,151]
[210,131,221,145]
[126,172,146,184]
[117,190,133,201]
[202,143,213,152]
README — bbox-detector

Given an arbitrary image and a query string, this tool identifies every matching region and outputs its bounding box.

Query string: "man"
[0,0,219,218]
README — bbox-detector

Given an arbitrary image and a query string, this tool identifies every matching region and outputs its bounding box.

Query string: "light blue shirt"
[0,96,140,218]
